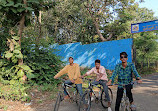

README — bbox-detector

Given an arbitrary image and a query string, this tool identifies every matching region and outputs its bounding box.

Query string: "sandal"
[130,104,136,111]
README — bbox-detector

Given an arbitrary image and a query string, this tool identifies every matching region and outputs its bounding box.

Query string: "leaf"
[15,53,23,59]
[5,52,13,58]
[11,8,17,13]
[13,50,21,54]
[17,8,25,12]
[25,7,34,11]
[5,1,14,7]
[11,39,18,45]
[13,3,23,7]
[4,7,9,11]
[10,80,16,84]
[0,0,7,5]
[19,64,31,71]
[27,0,39,4]
[27,73,35,79]
[12,65,20,73]
[12,36,20,40]
[11,56,18,63]
[17,70,24,77]
[14,44,21,50]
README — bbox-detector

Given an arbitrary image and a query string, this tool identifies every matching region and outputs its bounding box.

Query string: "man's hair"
[120,52,128,57]
[95,59,100,63]
[69,57,73,60]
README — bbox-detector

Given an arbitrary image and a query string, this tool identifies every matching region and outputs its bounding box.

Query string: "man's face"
[120,55,128,63]
[69,58,73,64]
[95,63,100,69]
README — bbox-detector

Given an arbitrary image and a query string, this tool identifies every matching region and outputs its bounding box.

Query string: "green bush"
[0,36,32,101]
[22,42,63,85]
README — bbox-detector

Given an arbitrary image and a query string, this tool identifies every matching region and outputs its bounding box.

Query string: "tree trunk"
[141,62,143,69]
[18,14,25,65]
[35,11,42,51]
[18,0,27,81]
[18,14,25,47]
[93,18,106,41]
[148,59,150,68]
[38,11,42,39]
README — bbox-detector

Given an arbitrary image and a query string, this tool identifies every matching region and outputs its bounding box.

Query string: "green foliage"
[134,32,158,64]
[0,0,53,27]
[21,37,63,85]
[0,36,32,101]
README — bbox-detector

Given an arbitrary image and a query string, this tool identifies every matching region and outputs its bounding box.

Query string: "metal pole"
[132,34,136,65]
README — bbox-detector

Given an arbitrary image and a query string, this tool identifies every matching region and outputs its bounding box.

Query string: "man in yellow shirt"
[54,57,83,99]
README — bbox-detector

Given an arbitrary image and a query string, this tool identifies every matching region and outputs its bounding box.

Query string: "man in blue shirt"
[107,52,142,111]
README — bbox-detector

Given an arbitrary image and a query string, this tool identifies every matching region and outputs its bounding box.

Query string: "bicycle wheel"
[101,88,113,108]
[120,98,130,111]
[78,91,91,111]
[54,92,63,111]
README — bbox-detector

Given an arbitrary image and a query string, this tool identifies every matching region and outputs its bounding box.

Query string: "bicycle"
[110,81,138,111]
[54,78,80,111]
[78,78,113,111]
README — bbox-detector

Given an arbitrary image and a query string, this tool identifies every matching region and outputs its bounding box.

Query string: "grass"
[0,104,8,111]
[37,99,43,104]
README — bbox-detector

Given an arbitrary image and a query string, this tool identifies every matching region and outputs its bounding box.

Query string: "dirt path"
[1,74,157,111]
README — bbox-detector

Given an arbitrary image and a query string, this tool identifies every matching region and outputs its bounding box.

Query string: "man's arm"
[131,63,142,83]
[131,63,141,79]
[107,65,118,85]
[81,68,94,78]
[54,66,68,79]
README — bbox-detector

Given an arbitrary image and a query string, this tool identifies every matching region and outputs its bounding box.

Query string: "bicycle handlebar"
[108,81,139,86]
[80,77,94,82]
[56,78,66,82]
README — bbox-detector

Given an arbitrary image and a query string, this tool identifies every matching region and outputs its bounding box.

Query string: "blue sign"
[131,20,158,33]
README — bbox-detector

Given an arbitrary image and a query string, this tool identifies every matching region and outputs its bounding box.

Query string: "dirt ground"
[0,73,158,111]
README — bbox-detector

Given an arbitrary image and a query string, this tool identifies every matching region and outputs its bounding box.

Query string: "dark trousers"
[63,80,83,96]
[92,80,110,102]
[115,84,133,111]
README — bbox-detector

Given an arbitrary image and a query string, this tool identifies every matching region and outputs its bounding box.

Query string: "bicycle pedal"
[95,98,99,104]
[69,98,73,103]
[95,101,99,104]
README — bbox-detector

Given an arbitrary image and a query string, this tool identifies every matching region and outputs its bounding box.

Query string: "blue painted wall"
[52,38,133,70]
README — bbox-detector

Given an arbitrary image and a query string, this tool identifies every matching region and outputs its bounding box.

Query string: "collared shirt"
[110,62,141,86]
[86,66,108,81]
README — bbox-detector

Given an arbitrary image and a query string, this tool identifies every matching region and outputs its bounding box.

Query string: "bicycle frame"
[120,86,130,111]
[58,78,79,102]
[90,84,102,100]
[86,79,108,102]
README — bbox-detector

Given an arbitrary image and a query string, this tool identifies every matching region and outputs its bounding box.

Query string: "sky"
[136,0,158,17]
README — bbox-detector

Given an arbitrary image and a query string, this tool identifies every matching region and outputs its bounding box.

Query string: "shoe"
[83,104,88,110]
[130,104,136,111]
[108,107,112,111]
[91,97,94,101]
[64,95,70,100]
